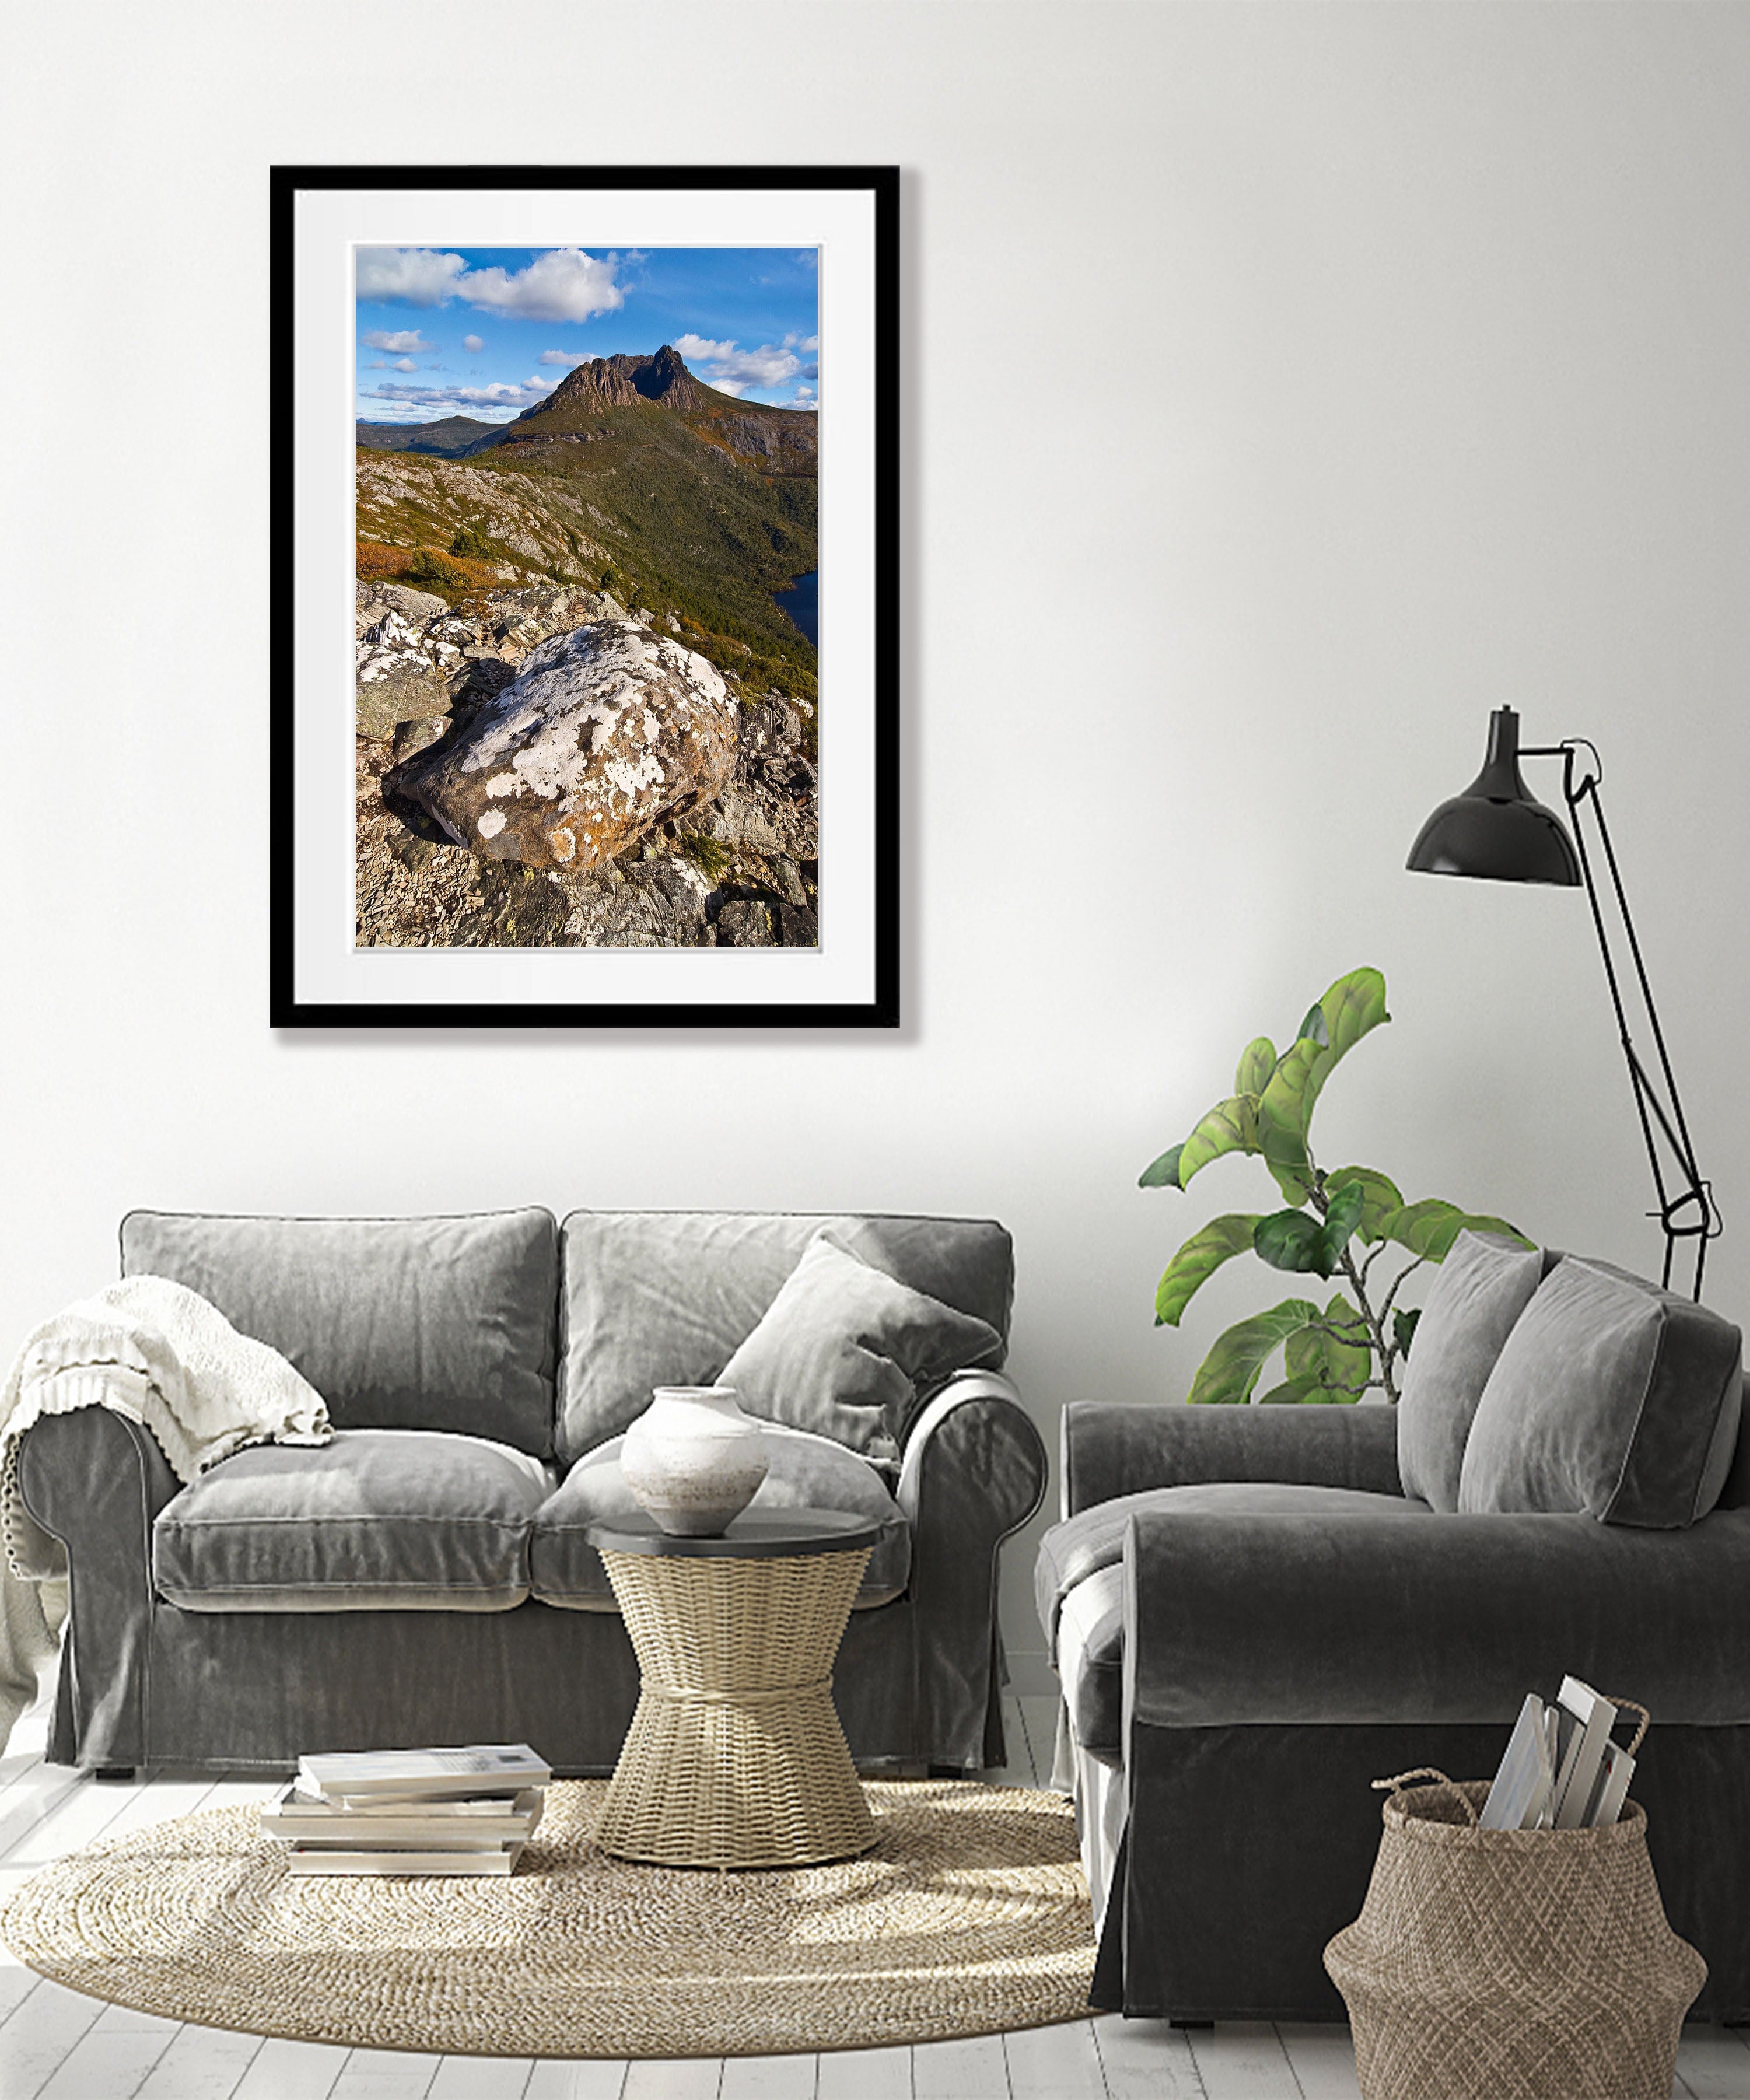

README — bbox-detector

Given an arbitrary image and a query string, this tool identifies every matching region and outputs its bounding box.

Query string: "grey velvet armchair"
[1037,1234,1750,2025]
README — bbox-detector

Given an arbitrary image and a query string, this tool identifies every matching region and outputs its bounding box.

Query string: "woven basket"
[1325,1767,1706,2100]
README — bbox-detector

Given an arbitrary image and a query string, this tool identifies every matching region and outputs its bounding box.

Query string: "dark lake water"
[774,569,818,646]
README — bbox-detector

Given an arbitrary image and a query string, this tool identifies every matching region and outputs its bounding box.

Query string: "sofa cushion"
[1395,1229,1545,1511]
[121,1209,559,1459]
[530,1420,910,1610]
[556,1210,1014,1465]
[153,1429,552,1612]
[716,1234,1002,1461]
[1035,1481,1433,1657]
[1057,1561,1126,1767]
[1458,1257,1744,1526]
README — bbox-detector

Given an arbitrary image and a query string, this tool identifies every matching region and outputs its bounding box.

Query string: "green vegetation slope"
[355,346,817,705]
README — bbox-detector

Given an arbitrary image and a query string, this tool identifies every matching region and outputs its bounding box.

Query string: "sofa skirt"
[1099,1720,1750,2027]
[51,1592,941,1776]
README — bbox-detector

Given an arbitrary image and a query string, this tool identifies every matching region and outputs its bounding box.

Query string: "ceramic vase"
[621,1386,771,1537]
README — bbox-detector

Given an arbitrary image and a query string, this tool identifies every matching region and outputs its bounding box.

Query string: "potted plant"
[1140,966,1528,1402]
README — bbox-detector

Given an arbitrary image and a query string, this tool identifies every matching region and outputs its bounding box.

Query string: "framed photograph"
[269,164,898,1028]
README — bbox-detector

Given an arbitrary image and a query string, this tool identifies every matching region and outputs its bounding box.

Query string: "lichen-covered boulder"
[482,586,624,664]
[354,580,446,636]
[355,608,452,740]
[386,620,737,872]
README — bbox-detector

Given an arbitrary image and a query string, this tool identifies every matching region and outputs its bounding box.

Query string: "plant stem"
[1378,1255,1426,1329]
[1311,1165,1399,1402]
[1337,1245,1399,1402]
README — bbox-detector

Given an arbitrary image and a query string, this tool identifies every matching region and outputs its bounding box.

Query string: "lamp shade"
[1406,706,1581,886]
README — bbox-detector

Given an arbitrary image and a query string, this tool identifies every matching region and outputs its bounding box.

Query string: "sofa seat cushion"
[154,1429,553,1612]
[531,1421,910,1611]
[1058,1562,1126,1768]
[1035,1481,1433,1657]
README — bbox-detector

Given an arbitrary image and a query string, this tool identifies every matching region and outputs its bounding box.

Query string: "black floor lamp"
[1406,705,1721,1300]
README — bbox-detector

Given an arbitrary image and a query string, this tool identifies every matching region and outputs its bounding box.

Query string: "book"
[297,1744,552,1804]
[262,1784,544,1847]
[1550,1678,1620,1829]
[1480,1693,1556,1831]
[1588,1739,1636,1829]
[285,1840,525,1877]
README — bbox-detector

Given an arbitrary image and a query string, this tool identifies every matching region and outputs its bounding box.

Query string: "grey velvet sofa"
[1036,1234,1750,2025]
[21,1207,1046,1777]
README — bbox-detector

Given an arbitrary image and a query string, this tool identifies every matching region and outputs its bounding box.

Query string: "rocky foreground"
[355,583,818,950]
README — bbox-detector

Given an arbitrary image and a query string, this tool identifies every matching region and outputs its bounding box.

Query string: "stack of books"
[263,1742,552,1875]
[1478,1678,1637,1833]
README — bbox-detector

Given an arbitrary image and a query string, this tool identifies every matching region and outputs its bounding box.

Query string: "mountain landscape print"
[352,244,820,951]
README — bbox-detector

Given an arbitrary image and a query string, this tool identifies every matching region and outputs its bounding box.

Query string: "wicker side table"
[587,1510,880,1870]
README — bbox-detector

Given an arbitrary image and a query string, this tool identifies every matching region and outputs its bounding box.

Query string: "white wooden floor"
[0,1692,1742,2099]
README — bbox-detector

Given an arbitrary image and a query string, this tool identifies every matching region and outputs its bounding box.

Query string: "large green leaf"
[1186,1298,1322,1405]
[1234,1037,1278,1098]
[1174,1095,1262,1188]
[1320,967,1391,1061]
[1325,1166,1404,1245]
[1257,1375,1324,1405]
[1286,1290,1373,1400]
[1138,1143,1185,1191]
[1254,1207,1328,1275]
[1378,1200,1531,1262]
[1253,1181,1367,1281]
[1320,1179,1368,1266]
[1154,1214,1264,1327]
[1256,1049,1318,1205]
[1256,969,1389,1203]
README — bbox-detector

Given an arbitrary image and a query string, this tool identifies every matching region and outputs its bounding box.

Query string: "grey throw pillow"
[1396,1230,1545,1511]
[716,1233,1002,1460]
[1458,1256,1744,1527]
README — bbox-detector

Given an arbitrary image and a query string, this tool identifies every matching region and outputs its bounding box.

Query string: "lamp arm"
[1542,741,1721,1298]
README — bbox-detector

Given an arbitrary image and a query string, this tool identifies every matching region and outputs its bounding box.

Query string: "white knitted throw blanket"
[0,1276,332,1752]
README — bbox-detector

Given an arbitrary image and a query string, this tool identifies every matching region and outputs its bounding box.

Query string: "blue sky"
[355,246,819,424]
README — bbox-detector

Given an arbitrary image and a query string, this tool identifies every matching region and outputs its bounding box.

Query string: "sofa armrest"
[18,1406,180,1767]
[897,1370,1048,1768]
[1125,1503,1750,1732]
[1064,1399,1402,1518]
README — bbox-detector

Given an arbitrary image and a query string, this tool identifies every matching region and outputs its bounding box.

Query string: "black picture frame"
[269,164,899,1029]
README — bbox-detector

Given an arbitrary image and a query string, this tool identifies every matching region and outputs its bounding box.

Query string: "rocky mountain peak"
[528,344,714,419]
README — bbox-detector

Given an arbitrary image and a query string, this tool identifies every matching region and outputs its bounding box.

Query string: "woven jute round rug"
[0,1779,1094,2059]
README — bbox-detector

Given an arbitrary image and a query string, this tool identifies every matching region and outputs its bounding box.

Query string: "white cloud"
[355,249,468,306]
[537,349,593,367]
[461,249,624,323]
[361,328,430,354]
[463,334,484,353]
[674,332,820,399]
[361,379,541,419]
[358,248,625,324]
[391,358,419,373]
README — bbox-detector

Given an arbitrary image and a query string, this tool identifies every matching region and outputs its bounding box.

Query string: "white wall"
[5,2,1748,1679]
